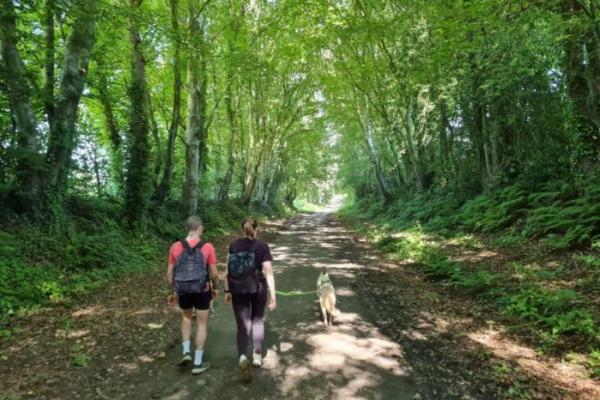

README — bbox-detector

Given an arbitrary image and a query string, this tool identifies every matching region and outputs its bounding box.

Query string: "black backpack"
[173,240,208,295]
[227,240,260,294]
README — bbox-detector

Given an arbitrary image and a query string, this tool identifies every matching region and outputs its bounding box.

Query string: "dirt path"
[1,212,415,400]
[2,211,598,399]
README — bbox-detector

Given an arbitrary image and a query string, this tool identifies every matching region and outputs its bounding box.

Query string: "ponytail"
[242,217,258,240]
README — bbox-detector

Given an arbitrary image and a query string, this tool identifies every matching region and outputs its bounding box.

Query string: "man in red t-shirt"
[166,216,218,374]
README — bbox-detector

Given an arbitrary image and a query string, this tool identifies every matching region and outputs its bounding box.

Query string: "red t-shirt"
[169,239,217,292]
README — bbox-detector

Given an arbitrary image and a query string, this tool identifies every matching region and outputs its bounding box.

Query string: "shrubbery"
[342,181,600,355]
[498,287,597,337]
[0,195,250,323]
[349,178,600,249]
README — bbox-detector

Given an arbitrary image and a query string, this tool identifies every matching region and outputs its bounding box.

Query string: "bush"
[0,197,251,322]
[420,250,497,292]
[498,287,597,337]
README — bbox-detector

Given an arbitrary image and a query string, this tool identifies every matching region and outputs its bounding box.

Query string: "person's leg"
[191,291,212,373]
[193,309,209,362]
[179,307,194,365]
[178,294,194,361]
[192,291,211,351]
[251,281,268,356]
[232,294,252,357]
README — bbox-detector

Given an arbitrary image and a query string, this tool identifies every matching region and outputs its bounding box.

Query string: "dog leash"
[275,290,317,296]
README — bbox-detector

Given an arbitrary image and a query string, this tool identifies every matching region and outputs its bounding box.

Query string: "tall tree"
[0,0,42,199]
[45,0,99,192]
[124,0,151,226]
[182,0,209,216]
[155,0,183,202]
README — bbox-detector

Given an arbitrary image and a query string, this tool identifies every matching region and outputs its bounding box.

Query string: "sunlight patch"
[71,306,106,318]
[469,329,600,400]
[118,362,138,371]
[132,307,155,316]
[137,355,154,363]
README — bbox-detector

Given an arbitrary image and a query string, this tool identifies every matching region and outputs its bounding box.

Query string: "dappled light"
[469,329,600,399]
[71,306,107,318]
[1,0,599,398]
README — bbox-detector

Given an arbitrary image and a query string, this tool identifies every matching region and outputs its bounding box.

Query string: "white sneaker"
[252,354,263,367]
[239,354,251,382]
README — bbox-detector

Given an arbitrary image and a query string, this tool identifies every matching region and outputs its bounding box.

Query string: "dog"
[317,272,340,326]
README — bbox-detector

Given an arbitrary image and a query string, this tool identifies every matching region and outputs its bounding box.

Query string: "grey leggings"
[231,279,268,356]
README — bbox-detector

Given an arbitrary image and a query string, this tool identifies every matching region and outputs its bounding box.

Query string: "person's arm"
[206,243,219,299]
[224,254,232,304]
[166,258,176,305]
[167,261,175,292]
[263,261,276,310]
[209,263,218,299]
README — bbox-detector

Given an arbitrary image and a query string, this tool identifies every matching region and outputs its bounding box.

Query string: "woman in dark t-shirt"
[224,217,276,378]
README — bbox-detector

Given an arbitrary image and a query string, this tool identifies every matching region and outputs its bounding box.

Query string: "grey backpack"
[174,240,208,295]
[227,241,260,294]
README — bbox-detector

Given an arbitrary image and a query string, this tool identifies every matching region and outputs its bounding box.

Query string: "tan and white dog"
[317,272,340,326]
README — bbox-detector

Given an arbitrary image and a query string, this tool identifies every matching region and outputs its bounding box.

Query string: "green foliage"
[0,196,249,322]
[374,230,497,293]
[350,179,600,249]
[72,353,90,367]
[498,287,597,337]
[578,254,600,268]
[455,185,529,233]
[587,350,600,378]
[491,233,526,248]
[420,250,498,292]
[0,395,23,400]
[524,181,600,248]
[71,344,90,367]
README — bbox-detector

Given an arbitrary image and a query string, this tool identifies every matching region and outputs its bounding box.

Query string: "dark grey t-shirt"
[228,238,273,274]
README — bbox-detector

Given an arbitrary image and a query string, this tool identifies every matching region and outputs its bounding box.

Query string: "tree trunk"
[472,96,489,190]
[182,0,208,216]
[45,0,98,192]
[44,0,55,132]
[240,133,267,205]
[124,0,151,227]
[96,60,123,193]
[405,99,427,191]
[147,92,162,183]
[561,0,600,164]
[155,0,182,203]
[438,98,450,171]
[240,87,262,205]
[356,101,392,202]
[218,82,237,202]
[0,0,42,198]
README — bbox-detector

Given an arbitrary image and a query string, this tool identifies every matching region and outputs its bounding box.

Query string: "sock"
[182,341,191,355]
[194,350,204,365]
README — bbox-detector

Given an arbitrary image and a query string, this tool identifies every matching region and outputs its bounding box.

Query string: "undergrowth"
[340,180,600,374]
[342,178,600,249]
[0,195,256,326]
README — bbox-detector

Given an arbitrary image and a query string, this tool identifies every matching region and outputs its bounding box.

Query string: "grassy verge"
[0,196,278,333]
[339,185,600,379]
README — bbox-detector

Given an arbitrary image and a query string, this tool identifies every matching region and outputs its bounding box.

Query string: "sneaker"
[179,352,192,366]
[191,361,211,375]
[252,353,262,367]
[239,354,251,382]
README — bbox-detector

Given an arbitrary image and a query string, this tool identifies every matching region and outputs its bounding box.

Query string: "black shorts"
[178,290,212,310]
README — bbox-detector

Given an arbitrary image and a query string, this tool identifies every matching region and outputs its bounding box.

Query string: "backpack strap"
[181,239,205,255]
[181,239,191,254]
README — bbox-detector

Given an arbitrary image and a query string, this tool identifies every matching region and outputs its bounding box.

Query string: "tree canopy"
[0,0,598,226]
